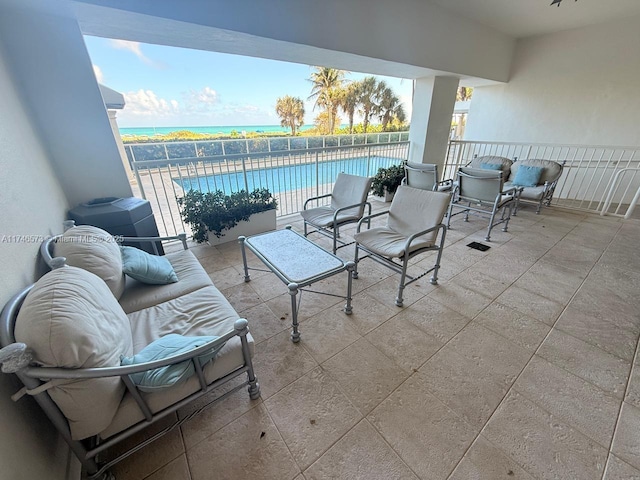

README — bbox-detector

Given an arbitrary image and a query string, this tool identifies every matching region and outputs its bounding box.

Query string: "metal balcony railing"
[128,135,409,237]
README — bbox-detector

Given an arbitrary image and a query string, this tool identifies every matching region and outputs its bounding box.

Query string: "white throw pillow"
[15,266,133,440]
[54,224,126,298]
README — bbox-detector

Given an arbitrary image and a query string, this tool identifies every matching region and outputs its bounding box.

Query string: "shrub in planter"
[370,163,406,198]
[178,188,277,243]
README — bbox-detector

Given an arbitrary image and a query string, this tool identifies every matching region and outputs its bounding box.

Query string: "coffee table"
[239,227,355,342]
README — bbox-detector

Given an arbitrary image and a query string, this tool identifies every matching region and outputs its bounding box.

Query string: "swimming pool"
[173,155,402,195]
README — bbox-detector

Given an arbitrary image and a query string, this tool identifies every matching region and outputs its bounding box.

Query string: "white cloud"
[122,89,179,117]
[183,86,219,114]
[92,64,104,83]
[109,39,153,65]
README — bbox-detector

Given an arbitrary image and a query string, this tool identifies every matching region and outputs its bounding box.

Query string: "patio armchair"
[301,173,373,253]
[402,162,453,192]
[505,159,564,214]
[353,186,449,307]
[466,155,514,181]
[447,167,517,241]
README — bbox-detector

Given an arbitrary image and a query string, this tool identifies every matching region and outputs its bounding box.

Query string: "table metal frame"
[239,226,354,342]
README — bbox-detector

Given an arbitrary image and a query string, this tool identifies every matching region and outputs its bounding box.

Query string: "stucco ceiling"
[428,0,640,38]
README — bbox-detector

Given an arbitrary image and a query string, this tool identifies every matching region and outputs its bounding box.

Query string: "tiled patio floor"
[113,199,640,480]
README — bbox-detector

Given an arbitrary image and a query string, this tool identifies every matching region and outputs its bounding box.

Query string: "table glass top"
[245,229,345,284]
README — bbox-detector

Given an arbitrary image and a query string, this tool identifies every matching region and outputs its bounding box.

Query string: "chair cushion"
[512,165,543,187]
[118,249,213,314]
[511,159,563,185]
[330,173,373,215]
[301,205,360,228]
[54,225,126,299]
[121,246,178,285]
[387,186,450,244]
[120,334,223,392]
[15,266,133,440]
[101,285,253,439]
[505,182,547,201]
[469,156,513,180]
[480,163,503,171]
[355,226,433,258]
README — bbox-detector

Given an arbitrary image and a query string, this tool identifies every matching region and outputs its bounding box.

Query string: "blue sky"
[84,36,413,128]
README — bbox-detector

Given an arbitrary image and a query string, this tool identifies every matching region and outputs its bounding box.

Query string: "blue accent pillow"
[480,163,503,171]
[512,165,544,187]
[120,246,178,284]
[121,334,224,392]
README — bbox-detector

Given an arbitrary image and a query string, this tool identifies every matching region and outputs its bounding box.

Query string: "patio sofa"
[0,224,259,479]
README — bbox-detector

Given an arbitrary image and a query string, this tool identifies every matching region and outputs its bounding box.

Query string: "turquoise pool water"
[173,156,401,195]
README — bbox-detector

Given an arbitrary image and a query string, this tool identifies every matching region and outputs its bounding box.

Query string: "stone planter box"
[207,209,277,246]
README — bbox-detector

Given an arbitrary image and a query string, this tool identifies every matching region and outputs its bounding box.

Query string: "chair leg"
[303,220,308,237]
[536,198,543,214]
[395,256,409,307]
[352,244,360,279]
[502,203,513,232]
[332,228,338,254]
[485,204,499,241]
[430,234,446,285]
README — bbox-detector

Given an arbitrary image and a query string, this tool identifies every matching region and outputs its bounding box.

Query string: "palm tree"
[308,67,346,134]
[275,95,305,135]
[357,76,381,133]
[340,82,360,134]
[377,85,405,131]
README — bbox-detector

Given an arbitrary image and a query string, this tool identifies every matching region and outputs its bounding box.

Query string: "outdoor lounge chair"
[353,186,449,307]
[447,167,518,241]
[402,162,453,192]
[505,159,564,214]
[301,173,373,253]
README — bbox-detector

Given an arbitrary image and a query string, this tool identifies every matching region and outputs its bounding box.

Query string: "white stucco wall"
[1,0,133,207]
[464,14,640,146]
[0,32,76,480]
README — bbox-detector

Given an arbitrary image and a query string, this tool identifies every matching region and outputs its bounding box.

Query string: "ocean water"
[120,124,316,137]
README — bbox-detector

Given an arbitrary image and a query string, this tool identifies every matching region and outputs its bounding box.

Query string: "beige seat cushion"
[118,250,213,314]
[54,225,126,299]
[300,205,360,228]
[505,182,547,200]
[101,286,253,438]
[354,227,433,258]
[15,266,133,440]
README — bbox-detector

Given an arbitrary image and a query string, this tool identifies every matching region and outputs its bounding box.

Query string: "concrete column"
[108,110,135,181]
[408,76,460,171]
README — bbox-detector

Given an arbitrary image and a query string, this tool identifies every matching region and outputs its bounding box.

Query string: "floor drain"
[467,241,491,252]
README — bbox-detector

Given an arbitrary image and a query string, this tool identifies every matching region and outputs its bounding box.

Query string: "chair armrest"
[357,210,389,232]
[303,193,332,210]
[22,319,248,380]
[403,223,446,253]
[501,186,519,196]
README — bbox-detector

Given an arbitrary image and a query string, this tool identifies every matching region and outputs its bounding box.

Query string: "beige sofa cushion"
[510,159,563,185]
[101,285,252,438]
[118,249,213,314]
[15,266,133,440]
[54,225,126,299]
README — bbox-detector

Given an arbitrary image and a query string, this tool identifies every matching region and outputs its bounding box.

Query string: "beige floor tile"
[252,330,318,399]
[392,295,470,344]
[612,402,640,471]
[207,265,246,291]
[338,291,401,335]
[573,282,640,331]
[464,254,531,284]
[299,309,361,363]
[442,240,489,268]
[368,374,477,480]
[418,347,506,429]
[448,436,536,480]
[541,242,603,275]
[180,375,262,449]
[446,323,531,389]
[418,257,467,283]
[304,420,418,480]
[266,290,343,325]
[144,455,190,480]
[109,414,185,480]
[265,368,362,469]
[196,250,233,272]
[365,316,443,372]
[537,329,630,398]
[245,271,292,301]
[496,284,565,326]
[220,282,263,313]
[514,261,585,304]
[555,306,638,362]
[186,404,300,480]
[605,455,640,480]
[475,302,550,352]
[448,268,510,299]
[321,338,410,415]
[242,301,290,344]
[515,356,621,447]
[484,391,607,480]
[626,366,640,410]
[362,275,425,307]
[428,282,493,319]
